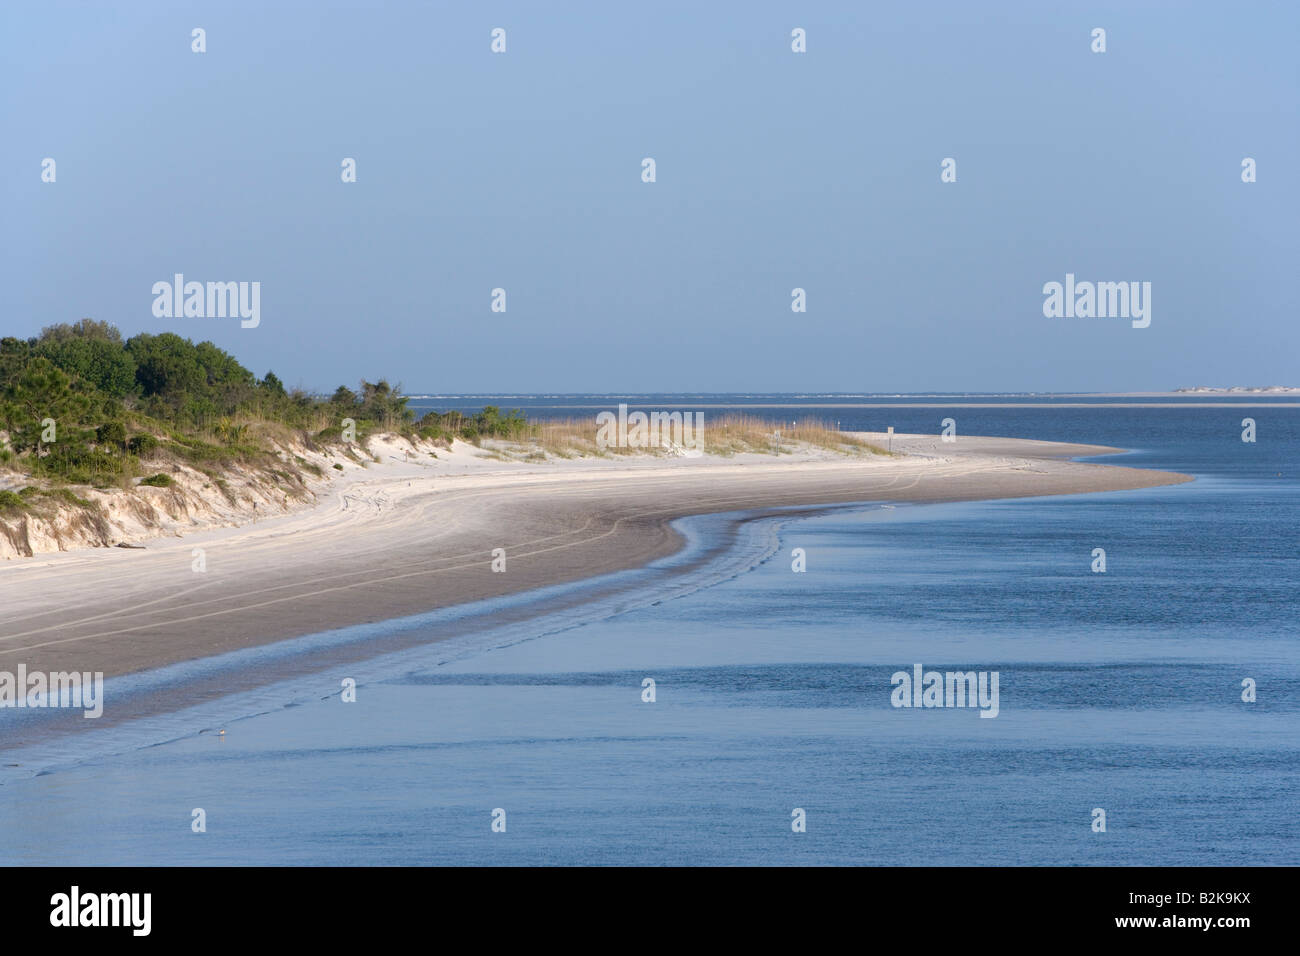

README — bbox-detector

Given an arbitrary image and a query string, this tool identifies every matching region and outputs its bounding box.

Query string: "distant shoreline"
[406,401,1300,409]
[403,391,1300,401]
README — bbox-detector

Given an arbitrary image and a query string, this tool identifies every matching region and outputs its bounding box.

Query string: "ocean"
[1,396,1296,865]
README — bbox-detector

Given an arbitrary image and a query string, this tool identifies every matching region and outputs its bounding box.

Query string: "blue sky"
[3,1,1296,393]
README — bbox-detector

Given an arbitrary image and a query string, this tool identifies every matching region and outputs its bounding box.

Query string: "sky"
[3,0,1297,394]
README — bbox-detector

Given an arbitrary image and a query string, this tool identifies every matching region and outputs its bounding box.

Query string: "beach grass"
[479,414,889,460]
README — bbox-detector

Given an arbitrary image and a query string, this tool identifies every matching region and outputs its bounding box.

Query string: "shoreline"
[0,434,1192,694]
[0,504,802,767]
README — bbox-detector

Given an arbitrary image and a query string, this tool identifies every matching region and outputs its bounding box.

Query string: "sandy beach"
[0,433,1191,688]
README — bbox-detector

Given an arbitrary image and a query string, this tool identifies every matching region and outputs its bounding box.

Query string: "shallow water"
[1,400,1296,865]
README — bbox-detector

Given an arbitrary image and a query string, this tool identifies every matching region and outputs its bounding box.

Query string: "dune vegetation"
[0,320,533,503]
[1,320,885,535]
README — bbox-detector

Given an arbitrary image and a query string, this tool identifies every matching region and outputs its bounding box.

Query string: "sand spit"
[0,433,1190,679]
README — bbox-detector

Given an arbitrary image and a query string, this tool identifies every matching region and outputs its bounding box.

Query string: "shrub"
[128,433,159,456]
[95,421,127,446]
[140,473,174,487]
[31,441,119,485]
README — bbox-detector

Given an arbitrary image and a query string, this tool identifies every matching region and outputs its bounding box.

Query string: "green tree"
[126,332,206,400]
[0,357,95,454]
[260,370,287,398]
[35,320,137,398]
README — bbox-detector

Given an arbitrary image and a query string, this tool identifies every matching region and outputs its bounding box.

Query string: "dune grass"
[481,414,889,460]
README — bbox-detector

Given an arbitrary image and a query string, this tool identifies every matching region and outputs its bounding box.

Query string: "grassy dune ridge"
[503,414,889,459]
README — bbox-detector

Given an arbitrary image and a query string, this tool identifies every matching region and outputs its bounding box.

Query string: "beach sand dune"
[0,434,1189,683]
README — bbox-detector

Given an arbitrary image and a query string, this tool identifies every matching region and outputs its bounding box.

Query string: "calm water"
[1,397,1296,865]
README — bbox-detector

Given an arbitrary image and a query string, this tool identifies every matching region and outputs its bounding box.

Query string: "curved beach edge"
[0,433,1191,684]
